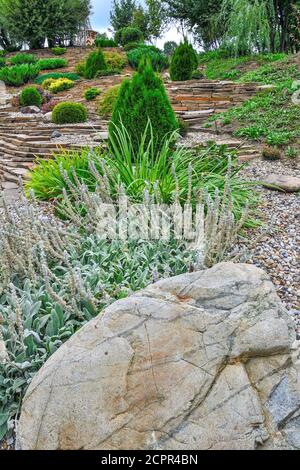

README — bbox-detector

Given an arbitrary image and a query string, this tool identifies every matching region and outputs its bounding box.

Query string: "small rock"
[43,112,52,122]
[20,106,41,114]
[262,174,300,193]
[51,131,62,139]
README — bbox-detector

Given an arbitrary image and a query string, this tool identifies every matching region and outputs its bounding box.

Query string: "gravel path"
[237,158,300,336]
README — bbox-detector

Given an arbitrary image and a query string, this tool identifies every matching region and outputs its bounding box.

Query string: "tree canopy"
[110,0,166,42]
[164,0,300,54]
[0,0,91,49]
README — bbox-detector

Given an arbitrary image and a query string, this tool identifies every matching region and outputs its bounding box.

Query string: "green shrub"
[0,50,6,57]
[0,63,40,86]
[51,47,67,55]
[38,58,67,70]
[52,102,88,124]
[10,53,38,65]
[98,85,120,117]
[127,45,169,72]
[19,86,42,107]
[84,87,101,101]
[104,51,127,70]
[285,146,298,159]
[95,37,117,47]
[84,49,107,79]
[115,27,143,46]
[124,41,145,51]
[110,60,178,153]
[0,57,6,68]
[170,42,197,81]
[35,72,80,84]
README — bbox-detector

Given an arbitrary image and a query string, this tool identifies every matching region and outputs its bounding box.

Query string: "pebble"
[237,158,300,337]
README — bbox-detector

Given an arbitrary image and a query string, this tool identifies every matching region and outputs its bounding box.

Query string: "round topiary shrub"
[52,102,88,124]
[84,49,107,79]
[19,86,42,107]
[170,42,198,81]
[115,27,143,46]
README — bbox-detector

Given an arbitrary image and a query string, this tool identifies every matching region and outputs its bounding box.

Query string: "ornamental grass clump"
[26,121,256,225]
[110,60,178,153]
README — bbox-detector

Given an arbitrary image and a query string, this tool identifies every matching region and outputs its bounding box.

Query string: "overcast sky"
[90,0,182,47]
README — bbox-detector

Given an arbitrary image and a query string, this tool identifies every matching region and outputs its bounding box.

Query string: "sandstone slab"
[16,262,300,450]
[263,174,300,192]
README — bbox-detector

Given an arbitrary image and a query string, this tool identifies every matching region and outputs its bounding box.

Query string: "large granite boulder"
[16,262,300,450]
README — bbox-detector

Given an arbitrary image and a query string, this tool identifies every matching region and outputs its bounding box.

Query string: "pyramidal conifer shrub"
[84,49,107,79]
[170,42,198,81]
[109,59,179,153]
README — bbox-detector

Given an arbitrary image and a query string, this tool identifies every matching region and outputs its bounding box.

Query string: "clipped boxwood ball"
[19,86,42,107]
[52,102,88,124]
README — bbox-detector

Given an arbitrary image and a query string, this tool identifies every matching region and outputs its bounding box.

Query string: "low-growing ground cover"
[199,51,288,81]
[203,54,300,148]
[34,72,80,85]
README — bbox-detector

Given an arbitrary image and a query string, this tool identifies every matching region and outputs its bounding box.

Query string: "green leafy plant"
[51,47,67,55]
[26,121,256,224]
[110,60,178,153]
[127,45,169,72]
[10,53,38,65]
[285,146,298,159]
[0,63,40,86]
[52,102,88,124]
[115,26,143,46]
[37,58,68,70]
[98,85,120,117]
[84,87,101,101]
[170,42,198,81]
[35,72,80,85]
[84,49,107,79]
[19,86,42,107]
[0,58,6,68]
